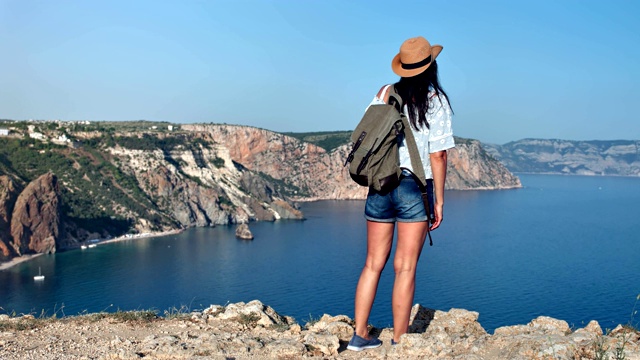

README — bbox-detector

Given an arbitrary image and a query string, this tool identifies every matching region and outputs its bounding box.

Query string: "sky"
[1,0,639,144]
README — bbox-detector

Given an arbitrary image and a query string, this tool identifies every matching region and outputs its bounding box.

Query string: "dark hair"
[393,61,452,130]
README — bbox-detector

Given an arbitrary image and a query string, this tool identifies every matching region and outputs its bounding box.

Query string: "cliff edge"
[0,300,637,359]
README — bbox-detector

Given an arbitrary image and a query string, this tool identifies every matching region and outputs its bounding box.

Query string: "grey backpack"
[344,84,435,244]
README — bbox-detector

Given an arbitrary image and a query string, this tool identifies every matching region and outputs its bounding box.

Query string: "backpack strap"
[376,84,392,102]
[388,85,435,246]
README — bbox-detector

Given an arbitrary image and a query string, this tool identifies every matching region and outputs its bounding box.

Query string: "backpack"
[344,84,435,244]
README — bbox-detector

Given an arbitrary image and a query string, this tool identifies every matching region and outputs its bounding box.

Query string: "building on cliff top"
[29,132,45,140]
[0,128,9,136]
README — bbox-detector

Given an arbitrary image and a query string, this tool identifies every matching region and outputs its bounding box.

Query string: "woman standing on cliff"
[348,36,455,351]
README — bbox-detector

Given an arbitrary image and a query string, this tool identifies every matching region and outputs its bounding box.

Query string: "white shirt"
[368,86,455,180]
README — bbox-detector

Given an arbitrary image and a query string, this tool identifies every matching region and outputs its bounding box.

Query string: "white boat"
[33,267,45,281]
[81,245,87,249]
[88,244,97,248]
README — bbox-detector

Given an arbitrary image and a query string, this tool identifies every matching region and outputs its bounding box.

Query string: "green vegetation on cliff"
[0,137,170,237]
[282,131,351,152]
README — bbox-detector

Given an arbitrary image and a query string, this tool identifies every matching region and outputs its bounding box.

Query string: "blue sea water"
[1,174,639,333]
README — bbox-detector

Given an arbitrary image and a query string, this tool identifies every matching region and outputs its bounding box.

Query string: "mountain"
[0,120,520,262]
[484,139,640,176]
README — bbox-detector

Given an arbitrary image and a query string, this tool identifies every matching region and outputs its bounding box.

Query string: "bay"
[1,174,639,333]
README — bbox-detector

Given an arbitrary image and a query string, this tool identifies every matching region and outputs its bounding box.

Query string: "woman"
[347,36,455,351]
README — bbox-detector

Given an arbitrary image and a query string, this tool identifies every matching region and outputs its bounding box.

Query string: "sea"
[1,174,639,333]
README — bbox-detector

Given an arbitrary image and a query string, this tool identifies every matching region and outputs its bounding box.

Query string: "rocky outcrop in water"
[235,223,254,240]
[0,300,637,359]
[484,138,640,176]
[9,173,61,255]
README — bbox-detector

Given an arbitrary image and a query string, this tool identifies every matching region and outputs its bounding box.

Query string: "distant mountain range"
[483,139,640,176]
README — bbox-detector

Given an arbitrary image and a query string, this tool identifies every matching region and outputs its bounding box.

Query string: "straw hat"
[391,36,443,77]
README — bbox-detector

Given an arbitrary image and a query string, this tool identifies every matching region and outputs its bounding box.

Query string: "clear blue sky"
[1,0,638,144]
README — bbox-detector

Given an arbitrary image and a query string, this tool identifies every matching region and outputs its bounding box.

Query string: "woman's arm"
[429,150,447,231]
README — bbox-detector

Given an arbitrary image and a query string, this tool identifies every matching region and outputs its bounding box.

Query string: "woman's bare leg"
[392,221,429,342]
[354,221,394,338]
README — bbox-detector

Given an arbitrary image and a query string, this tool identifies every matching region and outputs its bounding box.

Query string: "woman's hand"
[429,150,447,231]
[430,202,443,231]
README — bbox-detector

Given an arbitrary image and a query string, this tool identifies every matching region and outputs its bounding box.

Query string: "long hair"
[393,61,452,130]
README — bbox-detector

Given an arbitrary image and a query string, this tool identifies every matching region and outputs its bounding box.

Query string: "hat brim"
[391,45,443,77]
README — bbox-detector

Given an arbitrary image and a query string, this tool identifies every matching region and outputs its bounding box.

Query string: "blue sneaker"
[391,339,399,346]
[347,332,382,351]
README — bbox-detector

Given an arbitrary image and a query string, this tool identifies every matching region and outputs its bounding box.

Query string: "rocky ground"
[1,300,638,360]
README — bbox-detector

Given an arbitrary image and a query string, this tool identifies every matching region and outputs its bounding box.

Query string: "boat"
[81,245,87,250]
[33,267,45,281]
[88,244,97,248]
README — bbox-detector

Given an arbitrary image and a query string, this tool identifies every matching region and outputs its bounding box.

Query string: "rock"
[494,316,571,337]
[202,304,224,317]
[427,308,487,339]
[0,301,639,360]
[265,339,307,358]
[324,321,354,341]
[235,223,254,240]
[493,324,530,336]
[0,176,20,261]
[396,333,447,357]
[216,300,287,327]
[288,323,302,335]
[10,173,60,256]
[408,303,436,333]
[583,319,604,335]
[303,333,339,356]
[306,314,354,341]
[397,308,487,358]
[270,199,304,220]
[528,316,571,335]
[571,320,603,342]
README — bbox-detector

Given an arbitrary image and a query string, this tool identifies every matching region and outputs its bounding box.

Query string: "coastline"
[0,228,184,272]
[89,228,184,247]
[0,253,44,271]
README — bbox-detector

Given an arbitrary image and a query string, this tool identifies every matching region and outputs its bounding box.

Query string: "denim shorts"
[364,175,434,223]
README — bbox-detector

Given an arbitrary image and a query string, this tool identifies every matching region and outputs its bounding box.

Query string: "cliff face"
[0,176,20,260]
[9,173,61,255]
[484,139,640,176]
[182,125,521,199]
[446,139,522,190]
[183,124,368,201]
[106,142,303,228]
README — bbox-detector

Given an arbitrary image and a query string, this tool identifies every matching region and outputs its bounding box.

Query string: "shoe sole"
[346,343,382,351]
